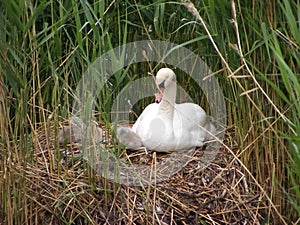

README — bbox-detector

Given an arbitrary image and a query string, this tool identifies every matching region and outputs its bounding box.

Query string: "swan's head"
[155,68,176,103]
[155,68,176,88]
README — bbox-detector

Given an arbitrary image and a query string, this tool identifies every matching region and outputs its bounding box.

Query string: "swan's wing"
[174,103,214,145]
[174,103,208,127]
[131,103,159,132]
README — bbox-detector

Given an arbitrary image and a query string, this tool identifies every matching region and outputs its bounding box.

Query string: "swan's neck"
[159,81,176,116]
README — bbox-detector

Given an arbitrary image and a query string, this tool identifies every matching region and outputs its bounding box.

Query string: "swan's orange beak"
[155,87,164,103]
[155,91,163,103]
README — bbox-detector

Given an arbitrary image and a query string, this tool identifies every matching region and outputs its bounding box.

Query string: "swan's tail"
[116,127,143,149]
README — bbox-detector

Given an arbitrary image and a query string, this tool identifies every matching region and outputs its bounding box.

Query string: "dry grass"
[0,120,273,225]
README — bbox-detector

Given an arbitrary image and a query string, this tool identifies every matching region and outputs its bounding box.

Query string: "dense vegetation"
[0,0,299,224]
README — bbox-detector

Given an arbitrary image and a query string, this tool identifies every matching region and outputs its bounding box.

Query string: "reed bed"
[0,0,299,224]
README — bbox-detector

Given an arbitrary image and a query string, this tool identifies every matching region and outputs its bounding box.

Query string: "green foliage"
[258,0,300,219]
[0,0,299,224]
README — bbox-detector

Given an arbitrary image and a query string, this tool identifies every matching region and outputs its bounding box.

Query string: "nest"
[8,120,271,224]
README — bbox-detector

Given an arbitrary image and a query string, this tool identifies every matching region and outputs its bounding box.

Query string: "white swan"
[117,68,216,152]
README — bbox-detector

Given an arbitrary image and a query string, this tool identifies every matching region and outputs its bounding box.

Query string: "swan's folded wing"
[131,103,159,132]
[174,103,208,127]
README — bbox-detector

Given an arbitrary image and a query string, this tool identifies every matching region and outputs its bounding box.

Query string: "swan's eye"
[158,80,165,89]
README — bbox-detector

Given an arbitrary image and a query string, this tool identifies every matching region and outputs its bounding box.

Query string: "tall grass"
[0,0,299,224]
